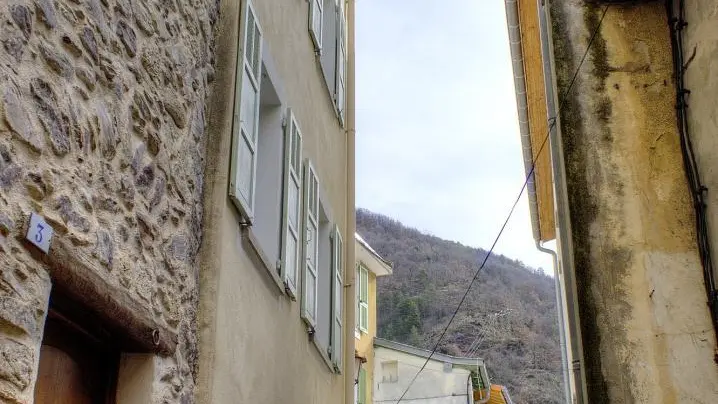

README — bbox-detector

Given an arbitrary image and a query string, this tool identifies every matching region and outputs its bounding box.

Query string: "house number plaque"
[26,212,53,254]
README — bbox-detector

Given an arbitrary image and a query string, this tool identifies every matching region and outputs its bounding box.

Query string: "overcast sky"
[355,0,554,274]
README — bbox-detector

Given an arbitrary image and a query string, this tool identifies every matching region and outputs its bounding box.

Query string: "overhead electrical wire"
[393,5,611,403]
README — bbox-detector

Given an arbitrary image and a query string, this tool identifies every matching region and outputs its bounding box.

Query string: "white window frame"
[358,264,368,333]
[330,224,344,371]
[229,0,263,223]
[309,0,323,52]
[281,109,303,298]
[301,159,320,328]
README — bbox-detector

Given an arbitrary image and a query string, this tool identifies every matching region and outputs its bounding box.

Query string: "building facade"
[507,0,718,403]
[354,233,392,404]
[0,0,356,402]
[373,338,491,404]
[198,0,356,403]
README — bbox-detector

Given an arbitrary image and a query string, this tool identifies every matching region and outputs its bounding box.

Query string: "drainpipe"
[536,242,570,404]
[538,2,588,403]
[504,0,587,402]
[504,2,570,401]
[344,0,357,402]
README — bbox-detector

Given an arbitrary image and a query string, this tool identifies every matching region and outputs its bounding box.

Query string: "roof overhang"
[355,233,392,276]
[506,0,556,242]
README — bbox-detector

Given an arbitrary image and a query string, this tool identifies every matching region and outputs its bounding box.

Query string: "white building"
[373,338,491,404]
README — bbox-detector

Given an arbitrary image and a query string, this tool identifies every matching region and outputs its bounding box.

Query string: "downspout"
[536,242,570,404]
[344,0,357,402]
[539,2,589,403]
[504,3,570,402]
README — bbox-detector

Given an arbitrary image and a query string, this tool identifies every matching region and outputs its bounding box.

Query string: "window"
[229,0,303,290]
[382,360,398,383]
[301,160,344,372]
[310,0,347,124]
[357,264,368,333]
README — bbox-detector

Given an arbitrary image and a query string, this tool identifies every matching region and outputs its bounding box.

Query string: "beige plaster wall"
[682,0,718,321]
[197,0,350,402]
[549,1,718,402]
[0,0,218,402]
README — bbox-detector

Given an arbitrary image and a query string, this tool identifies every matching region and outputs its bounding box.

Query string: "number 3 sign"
[26,212,53,254]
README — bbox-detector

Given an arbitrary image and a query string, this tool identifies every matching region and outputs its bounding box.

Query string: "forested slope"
[357,209,563,403]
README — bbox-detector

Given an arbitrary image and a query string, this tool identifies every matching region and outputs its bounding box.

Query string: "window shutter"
[331,225,344,371]
[229,0,263,222]
[281,110,303,298]
[334,0,347,124]
[355,264,360,332]
[301,160,319,328]
[309,0,323,52]
[359,266,368,332]
[358,368,367,404]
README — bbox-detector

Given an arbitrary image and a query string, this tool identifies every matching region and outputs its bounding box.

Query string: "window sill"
[311,336,338,374]
[241,227,285,295]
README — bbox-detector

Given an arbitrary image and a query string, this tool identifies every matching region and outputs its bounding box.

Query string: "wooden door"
[34,303,118,404]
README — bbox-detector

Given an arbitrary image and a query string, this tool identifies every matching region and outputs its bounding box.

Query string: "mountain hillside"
[357,209,563,404]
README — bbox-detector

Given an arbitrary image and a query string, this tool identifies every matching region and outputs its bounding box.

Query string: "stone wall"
[0,0,218,402]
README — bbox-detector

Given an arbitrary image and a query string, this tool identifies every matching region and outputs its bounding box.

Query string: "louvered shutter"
[229,0,263,222]
[334,0,347,124]
[358,368,367,404]
[301,160,319,327]
[359,265,368,332]
[309,0,323,52]
[331,225,344,371]
[281,110,303,298]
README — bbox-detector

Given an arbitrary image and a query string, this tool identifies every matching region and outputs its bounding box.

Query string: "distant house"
[373,338,492,404]
[355,233,393,404]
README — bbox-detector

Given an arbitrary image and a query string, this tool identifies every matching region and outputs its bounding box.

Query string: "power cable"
[393,5,611,403]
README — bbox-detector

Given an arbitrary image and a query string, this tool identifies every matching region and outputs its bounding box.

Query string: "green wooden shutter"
[358,368,367,404]
[301,160,319,328]
[281,110,303,298]
[229,0,262,222]
[359,266,369,332]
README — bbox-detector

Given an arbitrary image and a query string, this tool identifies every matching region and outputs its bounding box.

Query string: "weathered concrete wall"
[0,0,217,402]
[682,0,718,322]
[196,0,350,402]
[549,0,718,402]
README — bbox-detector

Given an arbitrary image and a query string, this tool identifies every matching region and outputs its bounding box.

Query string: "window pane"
[360,304,368,330]
[286,235,297,284]
[334,275,342,316]
[238,134,254,201]
[307,224,317,267]
[241,70,258,142]
[252,26,261,78]
[312,0,323,43]
[360,269,368,301]
[288,180,299,229]
[245,11,255,62]
[292,128,301,172]
[306,269,317,317]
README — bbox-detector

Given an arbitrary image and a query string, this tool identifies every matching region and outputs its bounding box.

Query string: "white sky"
[355,0,554,274]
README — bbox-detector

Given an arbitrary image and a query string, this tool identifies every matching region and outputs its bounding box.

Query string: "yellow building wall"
[355,269,377,403]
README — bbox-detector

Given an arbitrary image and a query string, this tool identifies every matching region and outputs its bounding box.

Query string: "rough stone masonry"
[0,0,218,402]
